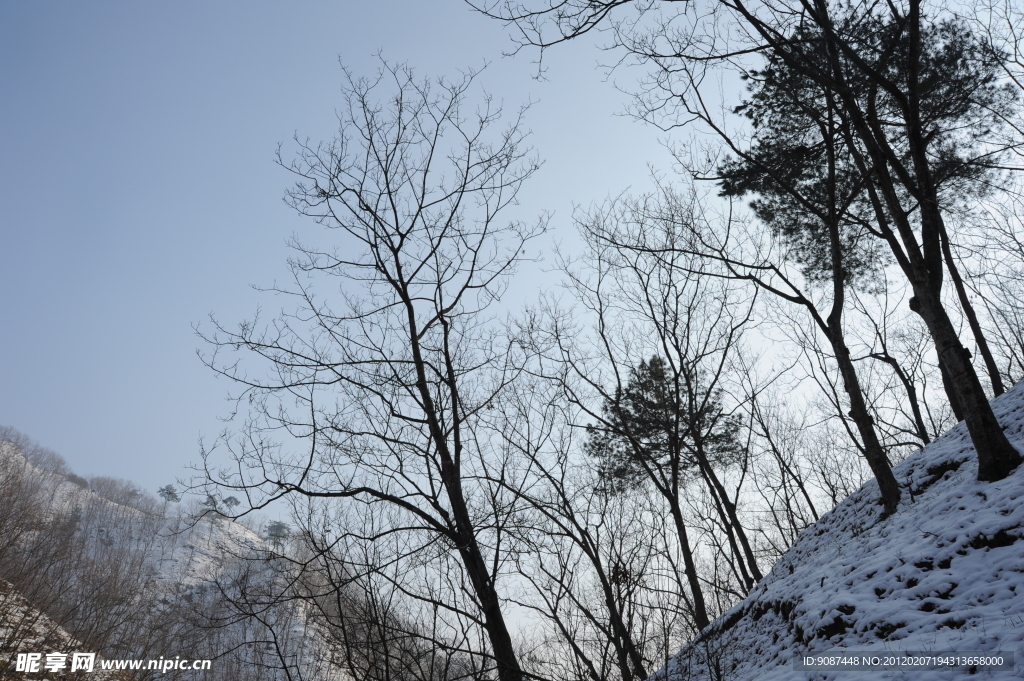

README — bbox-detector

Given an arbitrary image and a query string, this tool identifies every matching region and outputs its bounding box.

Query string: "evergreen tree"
[157,485,179,503]
[587,355,761,610]
[587,356,746,494]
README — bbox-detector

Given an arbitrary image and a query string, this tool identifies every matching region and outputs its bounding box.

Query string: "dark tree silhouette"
[198,61,544,681]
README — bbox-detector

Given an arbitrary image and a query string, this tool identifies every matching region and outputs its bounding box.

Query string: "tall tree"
[472,0,1023,482]
[588,355,762,590]
[521,200,761,633]
[714,62,905,513]
[198,62,544,681]
[720,17,1012,405]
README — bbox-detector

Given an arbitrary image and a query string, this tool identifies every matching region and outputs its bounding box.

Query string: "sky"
[0,1,672,496]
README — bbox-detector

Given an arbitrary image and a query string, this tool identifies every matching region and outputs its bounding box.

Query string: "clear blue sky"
[0,1,670,495]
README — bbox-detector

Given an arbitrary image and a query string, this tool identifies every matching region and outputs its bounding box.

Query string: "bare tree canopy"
[198,61,545,681]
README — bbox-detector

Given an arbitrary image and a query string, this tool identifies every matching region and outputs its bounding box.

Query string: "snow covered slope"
[0,441,358,681]
[655,380,1024,681]
[0,579,136,681]
[0,440,269,589]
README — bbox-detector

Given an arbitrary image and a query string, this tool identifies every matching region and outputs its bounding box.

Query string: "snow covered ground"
[0,579,136,681]
[655,380,1024,680]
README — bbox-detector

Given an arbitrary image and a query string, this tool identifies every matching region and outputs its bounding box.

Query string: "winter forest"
[5,0,1024,679]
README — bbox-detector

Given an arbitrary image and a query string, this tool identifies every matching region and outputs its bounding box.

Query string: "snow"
[654,380,1024,680]
[0,579,138,680]
[0,440,269,590]
[150,509,269,588]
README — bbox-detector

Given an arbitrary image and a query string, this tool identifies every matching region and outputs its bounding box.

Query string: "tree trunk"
[937,358,966,422]
[940,228,1005,397]
[821,96,900,515]
[668,503,710,631]
[694,453,762,586]
[440,451,524,681]
[870,348,931,445]
[832,340,902,514]
[455,527,524,681]
[910,290,1021,481]
[596,569,648,680]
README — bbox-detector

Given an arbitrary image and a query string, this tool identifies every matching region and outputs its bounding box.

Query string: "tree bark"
[940,227,1005,397]
[667,503,710,631]
[832,340,902,514]
[937,358,966,422]
[909,290,1021,481]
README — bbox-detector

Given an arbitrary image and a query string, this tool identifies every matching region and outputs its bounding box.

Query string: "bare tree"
[197,61,544,681]
[743,386,821,557]
[579,183,903,514]
[961,189,1024,388]
[511,192,761,649]
[487,376,662,681]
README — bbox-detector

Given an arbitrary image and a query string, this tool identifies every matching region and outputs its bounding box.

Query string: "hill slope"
[655,381,1024,680]
[0,442,302,680]
[0,579,137,681]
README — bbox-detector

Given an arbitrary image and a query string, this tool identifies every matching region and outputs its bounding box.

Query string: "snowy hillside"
[0,440,269,590]
[0,442,341,681]
[655,381,1024,680]
[0,579,136,681]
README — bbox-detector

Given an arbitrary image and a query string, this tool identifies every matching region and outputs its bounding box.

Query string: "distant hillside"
[0,578,135,681]
[0,438,346,681]
[655,381,1024,680]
